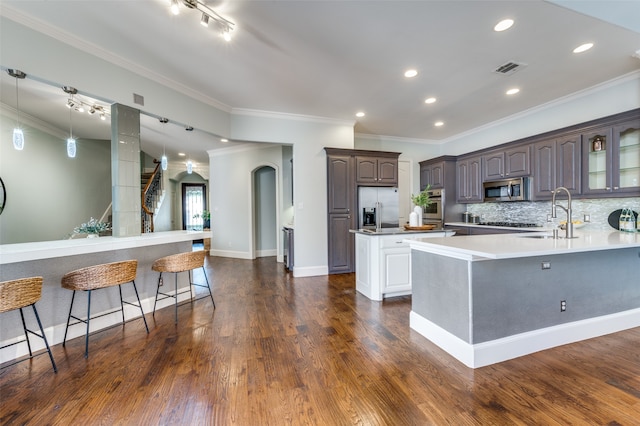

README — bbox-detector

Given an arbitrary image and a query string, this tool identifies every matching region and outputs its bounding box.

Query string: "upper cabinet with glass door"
[582,118,640,196]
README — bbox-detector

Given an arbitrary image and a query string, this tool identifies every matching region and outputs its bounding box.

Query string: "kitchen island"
[407,230,640,368]
[351,227,455,300]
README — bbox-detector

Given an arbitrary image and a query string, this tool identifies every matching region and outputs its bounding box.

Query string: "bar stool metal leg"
[18,308,33,357]
[85,290,92,358]
[130,280,149,333]
[63,290,77,347]
[31,304,58,373]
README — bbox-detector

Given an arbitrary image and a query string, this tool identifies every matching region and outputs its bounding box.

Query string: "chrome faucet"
[550,187,574,239]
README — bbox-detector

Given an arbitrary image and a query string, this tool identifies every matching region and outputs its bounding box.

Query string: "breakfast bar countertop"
[407,230,640,260]
[0,230,211,265]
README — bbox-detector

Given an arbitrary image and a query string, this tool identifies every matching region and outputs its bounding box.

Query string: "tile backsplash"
[464,197,640,230]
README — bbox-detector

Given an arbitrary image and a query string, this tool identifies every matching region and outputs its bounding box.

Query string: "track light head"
[62,86,78,95]
[200,13,209,27]
[67,98,75,108]
[89,106,96,114]
[186,126,194,131]
[159,117,169,124]
[7,69,26,79]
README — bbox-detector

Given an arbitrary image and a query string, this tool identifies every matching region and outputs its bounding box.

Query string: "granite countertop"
[407,229,640,260]
[445,222,544,231]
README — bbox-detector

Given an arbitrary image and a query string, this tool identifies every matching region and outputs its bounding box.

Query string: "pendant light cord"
[15,78,20,128]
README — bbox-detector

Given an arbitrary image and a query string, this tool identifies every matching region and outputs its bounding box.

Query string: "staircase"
[141,162,165,233]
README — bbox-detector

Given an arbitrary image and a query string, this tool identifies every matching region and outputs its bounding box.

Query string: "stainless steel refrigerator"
[358,187,399,229]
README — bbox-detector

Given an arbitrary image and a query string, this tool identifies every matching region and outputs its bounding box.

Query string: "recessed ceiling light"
[356,112,365,118]
[404,69,418,78]
[573,43,593,53]
[178,152,186,156]
[506,88,520,95]
[494,19,514,32]
[221,138,228,142]
[424,97,437,104]
[434,121,444,127]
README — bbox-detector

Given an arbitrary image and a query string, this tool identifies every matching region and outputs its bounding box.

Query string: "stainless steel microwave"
[483,177,531,202]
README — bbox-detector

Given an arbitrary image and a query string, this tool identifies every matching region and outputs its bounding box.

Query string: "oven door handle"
[507,183,513,199]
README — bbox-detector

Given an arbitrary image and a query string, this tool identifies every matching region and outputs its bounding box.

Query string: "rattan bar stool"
[0,277,57,373]
[152,250,215,324]
[61,260,149,358]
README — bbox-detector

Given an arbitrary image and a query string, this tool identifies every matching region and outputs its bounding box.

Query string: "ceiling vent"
[493,61,527,76]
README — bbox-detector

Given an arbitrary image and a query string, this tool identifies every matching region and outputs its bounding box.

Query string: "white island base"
[352,228,455,301]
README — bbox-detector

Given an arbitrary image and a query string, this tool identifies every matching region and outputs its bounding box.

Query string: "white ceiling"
[1,0,639,165]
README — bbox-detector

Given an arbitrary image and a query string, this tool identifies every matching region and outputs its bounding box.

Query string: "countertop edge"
[0,230,211,264]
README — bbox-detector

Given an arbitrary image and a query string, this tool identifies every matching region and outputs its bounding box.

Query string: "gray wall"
[412,247,640,344]
[0,113,111,244]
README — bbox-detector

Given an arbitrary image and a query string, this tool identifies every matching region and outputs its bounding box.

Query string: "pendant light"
[159,117,169,170]
[185,125,194,174]
[7,69,26,150]
[67,106,76,158]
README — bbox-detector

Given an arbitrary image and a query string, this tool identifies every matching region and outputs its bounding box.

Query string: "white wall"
[226,112,354,276]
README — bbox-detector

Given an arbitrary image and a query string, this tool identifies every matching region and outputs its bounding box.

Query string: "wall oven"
[423,189,443,222]
[483,177,531,202]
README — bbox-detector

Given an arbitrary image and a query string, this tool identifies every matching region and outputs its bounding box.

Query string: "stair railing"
[141,161,162,233]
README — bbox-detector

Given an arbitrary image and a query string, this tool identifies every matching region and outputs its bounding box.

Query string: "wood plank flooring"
[1,255,639,425]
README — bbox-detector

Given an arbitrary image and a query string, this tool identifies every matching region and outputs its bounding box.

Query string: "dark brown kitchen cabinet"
[532,134,581,199]
[327,155,352,214]
[325,148,400,274]
[456,156,482,203]
[355,156,398,185]
[419,161,444,189]
[582,118,640,196]
[483,146,530,181]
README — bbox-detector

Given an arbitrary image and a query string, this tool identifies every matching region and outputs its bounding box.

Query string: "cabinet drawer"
[381,236,409,248]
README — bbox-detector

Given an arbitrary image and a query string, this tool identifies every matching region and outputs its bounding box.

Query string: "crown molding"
[231,108,354,127]
[355,132,439,145]
[1,7,232,113]
[439,70,640,145]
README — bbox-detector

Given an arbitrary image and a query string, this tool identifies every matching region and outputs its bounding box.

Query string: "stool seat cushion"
[61,260,138,291]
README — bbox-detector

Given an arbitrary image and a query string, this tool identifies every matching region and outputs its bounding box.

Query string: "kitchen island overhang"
[407,231,640,368]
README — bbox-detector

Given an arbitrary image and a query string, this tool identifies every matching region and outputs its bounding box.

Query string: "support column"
[111,103,141,237]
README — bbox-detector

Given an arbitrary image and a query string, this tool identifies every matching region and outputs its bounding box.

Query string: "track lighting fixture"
[168,0,235,41]
[62,86,109,121]
[7,69,26,151]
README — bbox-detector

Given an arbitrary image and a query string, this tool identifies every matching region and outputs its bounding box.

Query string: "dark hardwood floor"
[1,255,639,425]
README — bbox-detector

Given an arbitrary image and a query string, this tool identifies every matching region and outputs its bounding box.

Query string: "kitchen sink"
[518,234,579,239]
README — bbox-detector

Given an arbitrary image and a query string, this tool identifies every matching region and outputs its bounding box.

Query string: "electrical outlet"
[560,300,566,312]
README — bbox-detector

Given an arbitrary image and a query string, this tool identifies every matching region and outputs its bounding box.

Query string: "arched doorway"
[251,165,279,260]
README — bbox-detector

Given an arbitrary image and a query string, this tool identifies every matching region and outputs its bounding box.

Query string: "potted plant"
[193,210,211,229]
[411,184,432,208]
[73,217,111,238]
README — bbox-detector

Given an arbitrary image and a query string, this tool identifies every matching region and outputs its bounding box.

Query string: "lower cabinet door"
[382,247,411,295]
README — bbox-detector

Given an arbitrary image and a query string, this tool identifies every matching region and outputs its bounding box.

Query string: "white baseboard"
[410,308,640,368]
[256,249,277,257]
[209,249,253,259]
[293,265,328,277]
[0,287,195,365]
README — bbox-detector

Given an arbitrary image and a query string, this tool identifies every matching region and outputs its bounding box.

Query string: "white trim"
[231,108,354,127]
[208,142,282,158]
[438,70,640,145]
[0,289,196,365]
[410,308,640,368]
[209,249,253,259]
[292,265,328,278]
[256,249,277,257]
[1,6,232,113]
[355,132,438,145]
